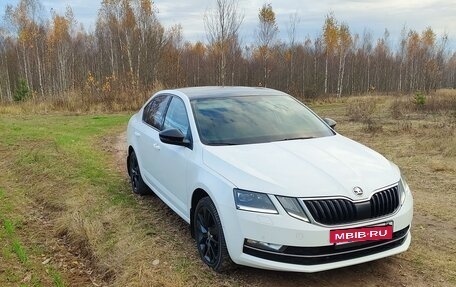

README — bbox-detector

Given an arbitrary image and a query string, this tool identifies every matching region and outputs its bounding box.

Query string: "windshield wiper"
[208,142,240,146]
[279,136,314,141]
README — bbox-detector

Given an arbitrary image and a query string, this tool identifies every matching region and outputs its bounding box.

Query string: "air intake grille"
[303,186,399,225]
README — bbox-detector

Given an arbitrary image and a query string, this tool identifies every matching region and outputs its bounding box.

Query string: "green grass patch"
[11,239,28,264]
[2,219,28,264]
[3,219,15,236]
[50,269,65,287]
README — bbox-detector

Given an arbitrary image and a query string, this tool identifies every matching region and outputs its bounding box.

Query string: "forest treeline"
[0,0,455,104]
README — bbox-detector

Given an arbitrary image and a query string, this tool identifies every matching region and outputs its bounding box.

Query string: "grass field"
[0,92,455,286]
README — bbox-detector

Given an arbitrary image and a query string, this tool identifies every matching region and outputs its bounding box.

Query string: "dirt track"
[114,131,453,287]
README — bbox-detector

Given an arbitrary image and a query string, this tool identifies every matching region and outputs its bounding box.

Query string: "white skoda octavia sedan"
[126,87,413,272]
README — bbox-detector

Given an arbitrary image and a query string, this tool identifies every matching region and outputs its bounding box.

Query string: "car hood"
[202,134,400,200]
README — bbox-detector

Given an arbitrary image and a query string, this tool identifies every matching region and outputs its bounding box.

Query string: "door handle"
[153,143,161,150]
[134,131,141,137]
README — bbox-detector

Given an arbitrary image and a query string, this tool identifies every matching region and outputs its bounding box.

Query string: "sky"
[1,0,455,49]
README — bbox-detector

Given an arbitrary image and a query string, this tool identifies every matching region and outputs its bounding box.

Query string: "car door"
[153,96,193,217]
[134,94,171,190]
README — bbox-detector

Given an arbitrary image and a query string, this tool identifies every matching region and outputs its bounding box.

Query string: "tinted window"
[191,95,334,145]
[143,94,171,130]
[163,97,191,138]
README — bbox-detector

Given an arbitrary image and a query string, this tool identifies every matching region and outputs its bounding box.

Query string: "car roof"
[172,86,289,99]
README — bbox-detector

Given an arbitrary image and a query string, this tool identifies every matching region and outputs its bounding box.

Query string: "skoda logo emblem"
[353,186,363,196]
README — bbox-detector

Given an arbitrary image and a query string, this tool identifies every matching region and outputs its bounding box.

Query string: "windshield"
[191,95,334,145]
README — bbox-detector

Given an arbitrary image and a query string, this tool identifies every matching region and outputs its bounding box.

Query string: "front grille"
[371,186,400,217]
[303,185,400,225]
[305,199,357,225]
[243,226,409,266]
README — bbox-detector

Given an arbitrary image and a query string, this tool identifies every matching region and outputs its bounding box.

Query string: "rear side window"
[142,94,171,130]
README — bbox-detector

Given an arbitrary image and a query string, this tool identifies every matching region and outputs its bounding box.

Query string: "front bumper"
[219,191,413,272]
[235,230,411,272]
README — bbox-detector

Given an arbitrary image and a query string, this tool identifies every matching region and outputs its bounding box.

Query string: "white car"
[126,87,413,272]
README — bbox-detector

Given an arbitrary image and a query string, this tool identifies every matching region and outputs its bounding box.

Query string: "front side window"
[191,95,334,145]
[163,97,191,138]
[143,94,171,130]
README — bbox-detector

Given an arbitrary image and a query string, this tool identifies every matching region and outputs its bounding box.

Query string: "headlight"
[398,176,411,205]
[233,189,278,214]
[276,196,310,222]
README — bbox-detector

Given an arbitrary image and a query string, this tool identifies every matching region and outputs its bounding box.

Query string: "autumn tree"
[362,30,373,92]
[323,13,338,94]
[397,26,407,92]
[421,27,437,92]
[255,3,278,87]
[204,0,243,85]
[286,12,299,93]
[48,7,74,95]
[406,30,420,91]
[182,41,206,86]
[336,23,352,97]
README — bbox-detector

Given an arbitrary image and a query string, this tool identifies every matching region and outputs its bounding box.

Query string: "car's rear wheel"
[194,196,233,272]
[128,150,152,195]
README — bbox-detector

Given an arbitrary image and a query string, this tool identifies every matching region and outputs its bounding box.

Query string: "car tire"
[128,150,152,195]
[194,196,234,272]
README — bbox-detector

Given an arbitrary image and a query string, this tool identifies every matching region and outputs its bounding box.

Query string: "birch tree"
[256,4,278,87]
[204,0,243,85]
[323,13,338,94]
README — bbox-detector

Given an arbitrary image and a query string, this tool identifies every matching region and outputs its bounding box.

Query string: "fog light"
[245,239,284,252]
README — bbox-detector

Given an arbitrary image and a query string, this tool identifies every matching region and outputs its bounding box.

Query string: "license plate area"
[330,224,393,244]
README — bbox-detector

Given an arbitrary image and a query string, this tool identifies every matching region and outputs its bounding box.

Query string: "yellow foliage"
[422,27,436,48]
[338,23,352,51]
[49,15,70,46]
[323,13,338,52]
[259,4,276,23]
[140,0,152,16]
[284,50,291,62]
[122,1,136,30]
[193,42,206,56]
[86,72,97,88]
[407,30,420,55]
[102,75,116,94]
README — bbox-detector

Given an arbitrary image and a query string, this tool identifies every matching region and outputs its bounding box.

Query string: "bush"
[13,79,30,102]
[414,91,426,107]
[346,98,377,122]
[346,98,382,133]
[363,119,383,133]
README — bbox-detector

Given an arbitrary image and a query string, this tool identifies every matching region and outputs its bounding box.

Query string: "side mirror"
[159,129,192,148]
[323,118,337,129]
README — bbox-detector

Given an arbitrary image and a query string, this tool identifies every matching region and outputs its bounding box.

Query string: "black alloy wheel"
[128,150,151,195]
[194,197,233,272]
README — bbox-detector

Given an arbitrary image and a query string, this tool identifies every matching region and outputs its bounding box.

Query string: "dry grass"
[390,89,456,119]
[0,81,166,114]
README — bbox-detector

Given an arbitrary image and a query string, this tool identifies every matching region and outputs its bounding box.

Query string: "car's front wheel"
[194,196,233,272]
[128,150,152,195]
